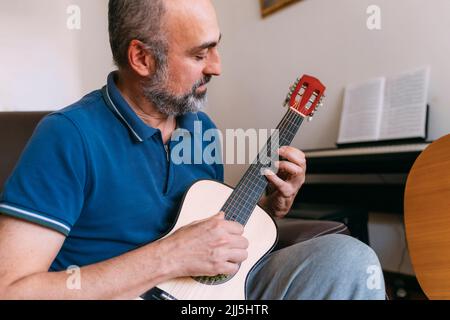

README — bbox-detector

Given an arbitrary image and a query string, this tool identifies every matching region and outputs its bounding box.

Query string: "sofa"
[0,111,349,249]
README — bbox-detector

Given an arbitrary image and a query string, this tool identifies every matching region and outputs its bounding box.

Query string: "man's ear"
[127,40,155,77]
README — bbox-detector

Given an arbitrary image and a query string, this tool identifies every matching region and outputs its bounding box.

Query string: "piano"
[294,142,431,214]
[286,142,431,244]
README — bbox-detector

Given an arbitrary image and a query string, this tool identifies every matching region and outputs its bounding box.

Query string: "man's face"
[142,0,222,116]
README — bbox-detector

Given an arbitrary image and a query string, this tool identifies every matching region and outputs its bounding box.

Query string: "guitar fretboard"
[221,108,304,226]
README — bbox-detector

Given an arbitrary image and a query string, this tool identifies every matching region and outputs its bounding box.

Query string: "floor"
[384,271,428,300]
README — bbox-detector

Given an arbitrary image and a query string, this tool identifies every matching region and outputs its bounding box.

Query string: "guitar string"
[223,109,299,217]
[222,112,301,226]
[230,114,302,222]
[230,114,302,226]
[203,110,303,286]
[220,110,296,226]
[183,99,308,291]
[168,113,303,296]
[165,115,302,296]
[223,115,302,231]
[221,110,294,221]
[196,109,304,286]
[197,85,323,290]
[190,111,298,289]
[192,111,299,289]
[222,109,303,226]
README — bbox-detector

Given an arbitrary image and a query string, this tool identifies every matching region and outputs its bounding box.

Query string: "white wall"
[369,213,414,275]
[2,0,448,144]
[208,0,450,186]
[0,0,112,111]
[74,0,114,96]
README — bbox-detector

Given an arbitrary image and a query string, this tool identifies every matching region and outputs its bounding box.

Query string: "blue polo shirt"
[0,72,224,271]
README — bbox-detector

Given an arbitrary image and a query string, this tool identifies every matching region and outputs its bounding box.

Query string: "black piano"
[290,142,431,244]
[295,142,431,213]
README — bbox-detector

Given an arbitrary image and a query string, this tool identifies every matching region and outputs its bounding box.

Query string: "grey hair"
[108,0,168,70]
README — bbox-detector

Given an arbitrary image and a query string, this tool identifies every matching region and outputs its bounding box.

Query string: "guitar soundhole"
[193,273,235,285]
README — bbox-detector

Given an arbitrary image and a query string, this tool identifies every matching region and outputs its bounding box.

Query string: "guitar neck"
[221,108,304,225]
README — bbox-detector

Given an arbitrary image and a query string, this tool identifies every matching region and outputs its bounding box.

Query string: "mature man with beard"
[0,0,385,300]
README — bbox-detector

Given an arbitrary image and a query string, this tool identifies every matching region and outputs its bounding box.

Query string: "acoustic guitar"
[404,134,450,299]
[142,75,326,300]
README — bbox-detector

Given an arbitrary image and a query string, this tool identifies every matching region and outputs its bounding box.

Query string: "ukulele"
[404,134,450,299]
[144,75,326,300]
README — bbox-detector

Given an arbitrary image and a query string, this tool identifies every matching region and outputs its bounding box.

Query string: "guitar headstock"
[284,75,326,121]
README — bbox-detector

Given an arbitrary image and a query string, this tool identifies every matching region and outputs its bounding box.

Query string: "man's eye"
[195,55,207,61]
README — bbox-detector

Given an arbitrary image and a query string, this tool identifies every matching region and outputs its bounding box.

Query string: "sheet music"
[337,66,430,144]
[379,67,430,140]
[337,78,385,144]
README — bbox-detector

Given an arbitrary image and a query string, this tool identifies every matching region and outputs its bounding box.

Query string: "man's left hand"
[258,146,306,219]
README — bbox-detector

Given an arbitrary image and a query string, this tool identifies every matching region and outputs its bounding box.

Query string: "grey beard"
[141,69,209,117]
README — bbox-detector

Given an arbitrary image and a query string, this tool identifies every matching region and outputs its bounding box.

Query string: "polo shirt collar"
[177,111,199,134]
[102,72,200,143]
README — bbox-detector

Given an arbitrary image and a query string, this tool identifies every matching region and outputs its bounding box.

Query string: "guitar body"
[405,134,450,299]
[155,180,278,300]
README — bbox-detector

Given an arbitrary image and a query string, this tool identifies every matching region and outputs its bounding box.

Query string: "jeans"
[247,234,386,300]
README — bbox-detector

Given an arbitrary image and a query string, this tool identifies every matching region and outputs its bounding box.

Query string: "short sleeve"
[0,113,87,236]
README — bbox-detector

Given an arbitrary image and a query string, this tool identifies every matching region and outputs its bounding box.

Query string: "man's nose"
[204,48,222,76]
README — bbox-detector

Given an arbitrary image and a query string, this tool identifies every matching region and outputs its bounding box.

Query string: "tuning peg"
[308,108,318,121]
[317,97,325,108]
[283,93,292,107]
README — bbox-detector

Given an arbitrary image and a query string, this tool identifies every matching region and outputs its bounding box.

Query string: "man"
[0,0,385,299]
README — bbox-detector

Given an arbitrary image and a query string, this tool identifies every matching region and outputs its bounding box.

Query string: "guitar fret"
[224,122,302,219]
[223,108,304,225]
[230,185,264,214]
[225,182,265,218]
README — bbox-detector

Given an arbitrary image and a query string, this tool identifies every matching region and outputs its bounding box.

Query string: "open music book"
[337,66,430,145]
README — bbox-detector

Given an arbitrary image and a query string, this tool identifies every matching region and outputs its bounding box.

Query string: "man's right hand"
[159,212,249,278]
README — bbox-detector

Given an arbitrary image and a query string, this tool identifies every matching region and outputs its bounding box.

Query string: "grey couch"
[0,111,349,248]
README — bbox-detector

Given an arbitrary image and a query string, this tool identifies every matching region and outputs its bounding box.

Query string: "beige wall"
[0,0,112,111]
[2,0,448,148]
